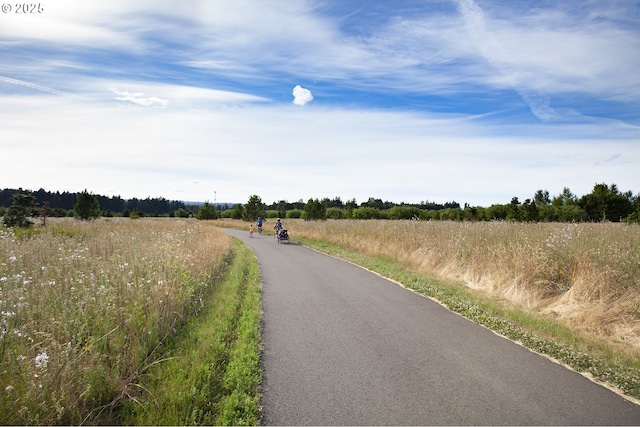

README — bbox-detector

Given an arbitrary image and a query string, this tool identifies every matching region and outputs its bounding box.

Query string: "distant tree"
[352,206,386,219]
[388,205,422,220]
[362,197,385,210]
[3,193,35,228]
[624,194,640,223]
[326,207,345,219]
[486,204,508,220]
[552,187,578,206]
[74,190,101,220]
[443,201,461,209]
[321,197,344,209]
[521,199,539,222]
[40,201,53,226]
[508,197,521,221]
[533,189,551,206]
[244,195,265,221]
[286,209,303,219]
[462,204,480,221]
[344,198,358,218]
[439,208,463,221]
[303,198,327,221]
[174,208,189,218]
[195,202,219,220]
[231,204,244,220]
[579,183,633,222]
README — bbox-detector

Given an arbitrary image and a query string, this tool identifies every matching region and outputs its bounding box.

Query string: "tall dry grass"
[0,218,232,425]
[277,219,640,357]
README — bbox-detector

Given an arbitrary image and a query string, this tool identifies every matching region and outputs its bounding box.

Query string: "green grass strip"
[119,238,262,425]
[297,236,640,402]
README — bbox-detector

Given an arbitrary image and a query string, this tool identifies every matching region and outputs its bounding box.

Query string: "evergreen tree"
[303,198,327,221]
[231,204,244,220]
[74,190,101,220]
[3,193,35,228]
[195,202,219,220]
[244,195,265,221]
[580,183,633,222]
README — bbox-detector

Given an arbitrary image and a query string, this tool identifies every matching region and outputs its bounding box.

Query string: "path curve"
[224,228,640,425]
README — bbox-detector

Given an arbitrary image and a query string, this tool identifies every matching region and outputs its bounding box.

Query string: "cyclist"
[257,217,263,234]
[274,218,283,241]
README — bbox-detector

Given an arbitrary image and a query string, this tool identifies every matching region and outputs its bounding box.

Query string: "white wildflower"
[34,352,48,369]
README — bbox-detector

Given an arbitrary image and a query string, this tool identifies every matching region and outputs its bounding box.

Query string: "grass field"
[0,218,239,425]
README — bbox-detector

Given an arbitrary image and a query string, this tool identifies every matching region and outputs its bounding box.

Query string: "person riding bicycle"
[257,217,263,233]
[274,218,283,240]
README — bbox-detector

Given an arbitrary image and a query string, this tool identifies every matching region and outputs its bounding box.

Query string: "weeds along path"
[223,228,640,425]
[121,237,261,425]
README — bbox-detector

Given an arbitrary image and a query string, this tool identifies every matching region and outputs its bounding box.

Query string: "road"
[223,228,640,425]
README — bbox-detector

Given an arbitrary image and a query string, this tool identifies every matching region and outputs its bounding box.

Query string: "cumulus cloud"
[292,85,313,106]
[112,89,169,108]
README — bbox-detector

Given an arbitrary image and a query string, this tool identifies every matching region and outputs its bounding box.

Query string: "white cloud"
[112,89,169,108]
[292,85,313,106]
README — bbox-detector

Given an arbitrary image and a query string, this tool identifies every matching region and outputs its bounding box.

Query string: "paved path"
[224,228,640,425]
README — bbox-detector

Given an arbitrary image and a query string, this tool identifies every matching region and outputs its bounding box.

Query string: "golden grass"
[219,218,640,358]
[0,217,232,425]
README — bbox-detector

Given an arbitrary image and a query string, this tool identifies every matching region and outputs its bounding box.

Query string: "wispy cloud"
[111,89,168,108]
[0,75,72,96]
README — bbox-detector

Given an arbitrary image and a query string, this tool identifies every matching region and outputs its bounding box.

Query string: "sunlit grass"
[0,218,232,425]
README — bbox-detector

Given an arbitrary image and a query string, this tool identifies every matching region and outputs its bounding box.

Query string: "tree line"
[0,188,219,218]
[229,184,640,224]
[2,183,639,228]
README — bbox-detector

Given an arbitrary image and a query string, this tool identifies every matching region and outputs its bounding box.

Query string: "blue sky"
[1,0,639,207]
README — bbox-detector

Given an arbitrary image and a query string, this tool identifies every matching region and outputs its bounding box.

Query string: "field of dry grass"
[0,218,232,424]
[223,218,640,359]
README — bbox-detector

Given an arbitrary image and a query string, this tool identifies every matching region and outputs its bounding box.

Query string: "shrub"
[286,209,303,219]
[352,207,388,219]
[388,205,422,220]
[326,207,345,219]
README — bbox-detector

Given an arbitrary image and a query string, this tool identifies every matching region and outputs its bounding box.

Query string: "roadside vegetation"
[0,218,263,425]
[217,217,640,402]
[121,238,261,425]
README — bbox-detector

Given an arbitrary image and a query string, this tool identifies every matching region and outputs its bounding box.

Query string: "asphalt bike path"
[223,228,640,425]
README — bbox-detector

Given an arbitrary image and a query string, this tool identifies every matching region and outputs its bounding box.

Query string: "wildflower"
[5,385,13,393]
[35,352,48,369]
